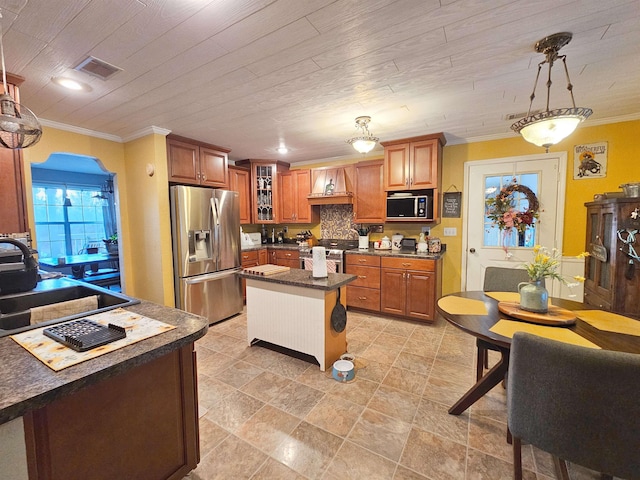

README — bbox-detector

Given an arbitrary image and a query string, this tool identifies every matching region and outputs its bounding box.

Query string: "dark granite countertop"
[241,243,300,252]
[345,248,445,260]
[239,269,356,290]
[0,300,208,425]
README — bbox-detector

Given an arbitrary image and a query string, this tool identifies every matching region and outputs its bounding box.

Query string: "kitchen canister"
[391,234,404,251]
[428,237,441,253]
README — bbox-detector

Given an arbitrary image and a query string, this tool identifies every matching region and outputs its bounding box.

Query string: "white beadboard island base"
[242,269,356,371]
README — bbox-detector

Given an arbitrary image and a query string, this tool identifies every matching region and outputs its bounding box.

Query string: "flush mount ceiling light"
[347,116,379,154]
[0,11,42,149]
[52,76,91,92]
[511,32,592,152]
[276,146,288,154]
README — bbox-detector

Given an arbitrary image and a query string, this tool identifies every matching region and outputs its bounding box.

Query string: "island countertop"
[239,269,356,290]
[0,300,208,425]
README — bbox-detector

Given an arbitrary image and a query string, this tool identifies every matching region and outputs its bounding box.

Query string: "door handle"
[469,248,476,253]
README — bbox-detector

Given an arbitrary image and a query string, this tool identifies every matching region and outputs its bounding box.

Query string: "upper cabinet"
[354,160,385,223]
[0,75,28,234]
[279,169,318,224]
[228,166,251,225]
[235,159,290,224]
[167,134,230,188]
[381,133,445,191]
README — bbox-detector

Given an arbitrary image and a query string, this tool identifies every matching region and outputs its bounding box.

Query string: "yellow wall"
[441,119,640,295]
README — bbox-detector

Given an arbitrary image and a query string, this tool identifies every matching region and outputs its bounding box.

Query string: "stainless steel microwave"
[386,194,430,219]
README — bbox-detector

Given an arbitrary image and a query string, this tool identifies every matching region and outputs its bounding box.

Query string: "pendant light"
[347,116,379,154]
[0,11,42,149]
[510,32,592,152]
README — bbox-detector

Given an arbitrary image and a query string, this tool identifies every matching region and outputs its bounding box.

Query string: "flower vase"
[518,280,548,313]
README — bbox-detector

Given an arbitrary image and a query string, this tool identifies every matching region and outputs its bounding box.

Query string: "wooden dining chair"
[507,332,640,480]
[477,267,530,380]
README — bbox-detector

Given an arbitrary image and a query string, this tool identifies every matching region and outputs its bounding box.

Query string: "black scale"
[43,319,126,352]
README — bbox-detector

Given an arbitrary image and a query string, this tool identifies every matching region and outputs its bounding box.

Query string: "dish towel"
[303,258,337,273]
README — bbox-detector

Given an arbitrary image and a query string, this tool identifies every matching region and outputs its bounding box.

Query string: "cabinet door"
[279,171,297,222]
[252,163,277,223]
[409,139,438,189]
[384,143,410,191]
[229,167,251,224]
[293,169,314,223]
[354,160,385,222]
[199,147,228,188]
[584,205,614,305]
[167,139,199,185]
[0,148,28,233]
[258,248,268,265]
[380,268,406,316]
[406,270,435,321]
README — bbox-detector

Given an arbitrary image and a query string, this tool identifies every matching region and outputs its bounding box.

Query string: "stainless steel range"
[298,239,358,274]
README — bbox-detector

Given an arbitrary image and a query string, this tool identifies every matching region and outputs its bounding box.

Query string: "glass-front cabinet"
[235,160,289,224]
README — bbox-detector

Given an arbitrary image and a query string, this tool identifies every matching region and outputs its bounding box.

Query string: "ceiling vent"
[74,56,122,80]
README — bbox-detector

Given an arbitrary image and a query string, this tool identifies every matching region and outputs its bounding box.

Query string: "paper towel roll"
[312,247,328,278]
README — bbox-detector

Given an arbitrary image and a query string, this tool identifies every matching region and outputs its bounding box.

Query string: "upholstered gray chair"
[477,267,530,380]
[508,332,640,480]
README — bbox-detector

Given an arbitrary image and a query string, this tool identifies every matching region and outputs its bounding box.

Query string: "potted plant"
[103,233,118,255]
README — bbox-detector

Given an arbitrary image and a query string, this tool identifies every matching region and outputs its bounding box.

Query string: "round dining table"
[436,291,640,415]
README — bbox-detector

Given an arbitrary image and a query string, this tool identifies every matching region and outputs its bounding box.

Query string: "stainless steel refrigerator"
[170,185,243,324]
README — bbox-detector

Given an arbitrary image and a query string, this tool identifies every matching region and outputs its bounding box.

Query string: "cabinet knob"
[358,275,367,279]
[358,259,366,263]
[405,178,409,186]
[402,262,411,267]
[358,296,367,300]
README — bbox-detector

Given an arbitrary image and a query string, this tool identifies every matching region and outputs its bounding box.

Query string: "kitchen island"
[239,268,356,371]
[0,283,208,480]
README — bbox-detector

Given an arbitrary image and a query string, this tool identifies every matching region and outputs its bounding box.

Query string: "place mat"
[437,296,488,315]
[490,320,600,349]
[498,302,576,326]
[10,308,176,371]
[484,292,520,303]
[576,310,640,337]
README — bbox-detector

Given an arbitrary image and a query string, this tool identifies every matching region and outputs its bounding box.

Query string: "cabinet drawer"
[346,286,380,311]
[275,250,299,261]
[381,257,435,271]
[346,254,380,267]
[241,250,258,265]
[346,265,380,289]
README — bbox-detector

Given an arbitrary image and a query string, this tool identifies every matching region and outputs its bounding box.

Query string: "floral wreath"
[486,182,540,234]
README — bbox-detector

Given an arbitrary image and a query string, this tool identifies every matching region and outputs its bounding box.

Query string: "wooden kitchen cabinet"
[268,248,300,269]
[278,169,318,223]
[584,197,640,315]
[167,134,230,188]
[236,159,290,224]
[382,133,445,191]
[241,248,267,300]
[0,76,28,234]
[228,166,251,224]
[354,160,385,223]
[380,257,441,322]
[345,254,381,311]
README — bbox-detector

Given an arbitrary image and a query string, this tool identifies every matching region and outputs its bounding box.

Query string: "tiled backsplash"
[319,205,359,239]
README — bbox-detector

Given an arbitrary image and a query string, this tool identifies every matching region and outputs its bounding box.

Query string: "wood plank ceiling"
[2,0,639,163]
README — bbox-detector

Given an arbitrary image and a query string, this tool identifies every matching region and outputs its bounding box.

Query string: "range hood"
[307,166,354,205]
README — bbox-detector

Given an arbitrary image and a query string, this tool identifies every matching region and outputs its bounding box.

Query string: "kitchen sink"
[0,277,139,336]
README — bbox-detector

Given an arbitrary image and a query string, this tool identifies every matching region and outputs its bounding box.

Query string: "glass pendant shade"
[347,116,378,154]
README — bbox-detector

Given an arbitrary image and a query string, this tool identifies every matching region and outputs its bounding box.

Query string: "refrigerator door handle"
[210,196,221,268]
[184,268,242,285]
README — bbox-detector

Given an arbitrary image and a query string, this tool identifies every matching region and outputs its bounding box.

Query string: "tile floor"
[184,309,608,480]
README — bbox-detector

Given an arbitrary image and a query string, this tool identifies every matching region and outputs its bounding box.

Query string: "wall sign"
[574,142,607,179]
[442,191,462,218]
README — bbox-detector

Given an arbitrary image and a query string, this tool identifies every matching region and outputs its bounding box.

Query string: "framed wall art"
[574,141,607,179]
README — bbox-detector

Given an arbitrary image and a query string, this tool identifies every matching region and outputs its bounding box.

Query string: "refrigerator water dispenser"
[188,230,211,262]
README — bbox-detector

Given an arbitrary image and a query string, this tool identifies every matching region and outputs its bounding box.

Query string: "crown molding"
[39,118,122,143]
[122,126,172,142]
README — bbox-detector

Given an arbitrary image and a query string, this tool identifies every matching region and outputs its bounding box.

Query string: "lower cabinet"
[241,248,267,299]
[23,344,199,480]
[345,254,381,311]
[268,248,300,269]
[380,257,441,322]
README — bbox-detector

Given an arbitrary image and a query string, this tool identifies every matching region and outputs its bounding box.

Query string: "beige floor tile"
[189,434,267,479]
[214,359,264,389]
[250,458,307,479]
[361,343,401,365]
[403,338,441,358]
[197,374,237,410]
[327,376,379,406]
[196,350,237,378]
[422,375,472,406]
[435,336,475,367]
[197,416,230,458]
[269,380,324,418]
[374,331,409,349]
[240,371,292,402]
[323,440,397,479]
[271,421,344,479]
[304,392,364,437]
[466,447,538,480]
[348,326,381,344]
[295,364,337,391]
[413,397,469,445]
[236,404,301,454]
[393,465,432,479]
[368,384,421,424]
[399,427,466,480]
[347,408,412,462]
[266,354,316,378]
[238,343,283,369]
[353,356,392,383]
[344,338,370,355]
[408,328,444,346]
[204,390,265,433]
[393,350,434,375]
[383,320,418,338]
[382,366,428,396]
[469,387,508,422]
[429,357,476,387]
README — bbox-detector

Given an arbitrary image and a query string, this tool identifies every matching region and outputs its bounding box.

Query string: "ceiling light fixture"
[52,77,90,92]
[277,146,288,154]
[510,32,592,152]
[347,116,379,154]
[0,11,42,149]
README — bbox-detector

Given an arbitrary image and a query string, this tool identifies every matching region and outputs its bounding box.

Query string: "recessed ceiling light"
[277,146,289,154]
[52,77,91,92]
